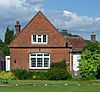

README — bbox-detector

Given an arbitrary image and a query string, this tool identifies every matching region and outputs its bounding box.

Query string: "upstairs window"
[32,34,48,44]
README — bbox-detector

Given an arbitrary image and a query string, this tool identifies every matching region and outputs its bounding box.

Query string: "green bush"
[50,60,67,69]
[12,69,48,80]
[12,68,33,80]
[33,71,48,80]
[11,60,71,80]
[47,68,71,80]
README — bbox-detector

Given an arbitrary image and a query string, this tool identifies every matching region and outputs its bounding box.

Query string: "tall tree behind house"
[4,27,14,45]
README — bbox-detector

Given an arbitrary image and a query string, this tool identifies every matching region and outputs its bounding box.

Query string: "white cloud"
[63,10,94,28]
[0,0,44,9]
[0,1,100,41]
[95,17,100,21]
[0,0,44,40]
[48,10,100,41]
[0,0,44,21]
[48,10,100,33]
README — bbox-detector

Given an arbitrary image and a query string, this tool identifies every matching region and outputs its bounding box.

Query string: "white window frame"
[29,53,50,69]
[31,34,48,44]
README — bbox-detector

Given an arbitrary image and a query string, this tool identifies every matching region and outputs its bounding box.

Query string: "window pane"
[31,53,36,56]
[43,35,46,42]
[44,53,49,56]
[37,58,42,67]
[31,58,36,67]
[44,58,49,67]
[33,35,36,42]
[37,54,43,56]
[38,35,41,37]
[38,38,41,42]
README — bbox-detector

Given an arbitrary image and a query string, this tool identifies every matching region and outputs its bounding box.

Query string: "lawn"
[0,85,100,92]
[0,80,100,92]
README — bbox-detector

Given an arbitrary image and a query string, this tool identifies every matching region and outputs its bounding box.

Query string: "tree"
[4,27,14,45]
[0,40,10,55]
[0,27,14,56]
[83,41,100,54]
[79,50,100,80]
[0,39,3,44]
[79,42,100,80]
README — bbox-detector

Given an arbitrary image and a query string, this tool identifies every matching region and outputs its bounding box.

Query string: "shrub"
[50,60,67,69]
[47,68,71,80]
[12,68,48,80]
[12,68,33,80]
[33,71,48,80]
[0,71,15,79]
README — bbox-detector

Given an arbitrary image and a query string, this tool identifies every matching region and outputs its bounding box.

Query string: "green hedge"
[48,60,72,80]
[12,69,48,80]
[47,68,71,80]
[11,60,72,80]
[33,72,48,80]
[12,68,33,80]
[50,60,67,69]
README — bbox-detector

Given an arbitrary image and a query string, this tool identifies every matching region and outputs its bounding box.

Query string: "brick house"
[10,11,71,71]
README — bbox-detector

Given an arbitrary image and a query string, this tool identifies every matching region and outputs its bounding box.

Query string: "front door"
[73,54,80,71]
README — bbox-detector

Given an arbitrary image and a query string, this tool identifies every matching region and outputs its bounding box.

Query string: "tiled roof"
[65,36,91,51]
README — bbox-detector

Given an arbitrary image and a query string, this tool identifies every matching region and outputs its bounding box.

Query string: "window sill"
[32,42,48,44]
[29,67,50,69]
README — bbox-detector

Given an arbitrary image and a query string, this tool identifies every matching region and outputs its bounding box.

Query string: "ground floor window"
[29,53,50,69]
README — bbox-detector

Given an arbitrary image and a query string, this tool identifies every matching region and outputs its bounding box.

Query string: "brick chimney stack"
[15,20,21,36]
[91,32,96,42]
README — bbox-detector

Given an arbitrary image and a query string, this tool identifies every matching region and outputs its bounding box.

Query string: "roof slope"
[65,36,91,51]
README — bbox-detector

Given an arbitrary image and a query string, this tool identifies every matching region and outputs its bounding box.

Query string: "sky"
[0,0,100,41]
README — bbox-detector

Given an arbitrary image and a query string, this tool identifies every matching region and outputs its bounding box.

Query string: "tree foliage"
[0,40,10,55]
[83,41,100,53]
[4,27,14,45]
[0,27,14,55]
[79,42,100,80]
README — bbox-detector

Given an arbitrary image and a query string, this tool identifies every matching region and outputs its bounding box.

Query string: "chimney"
[91,32,96,42]
[15,20,21,36]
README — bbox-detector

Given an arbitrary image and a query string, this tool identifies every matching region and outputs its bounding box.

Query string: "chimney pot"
[15,20,21,36]
[91,32,96,42]
[16,20,19,25]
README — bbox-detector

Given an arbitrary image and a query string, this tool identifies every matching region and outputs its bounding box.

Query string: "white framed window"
[29,53,50,69]
[31,34,48,44]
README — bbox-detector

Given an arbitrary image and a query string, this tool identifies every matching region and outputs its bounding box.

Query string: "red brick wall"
[10,48,70,70]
